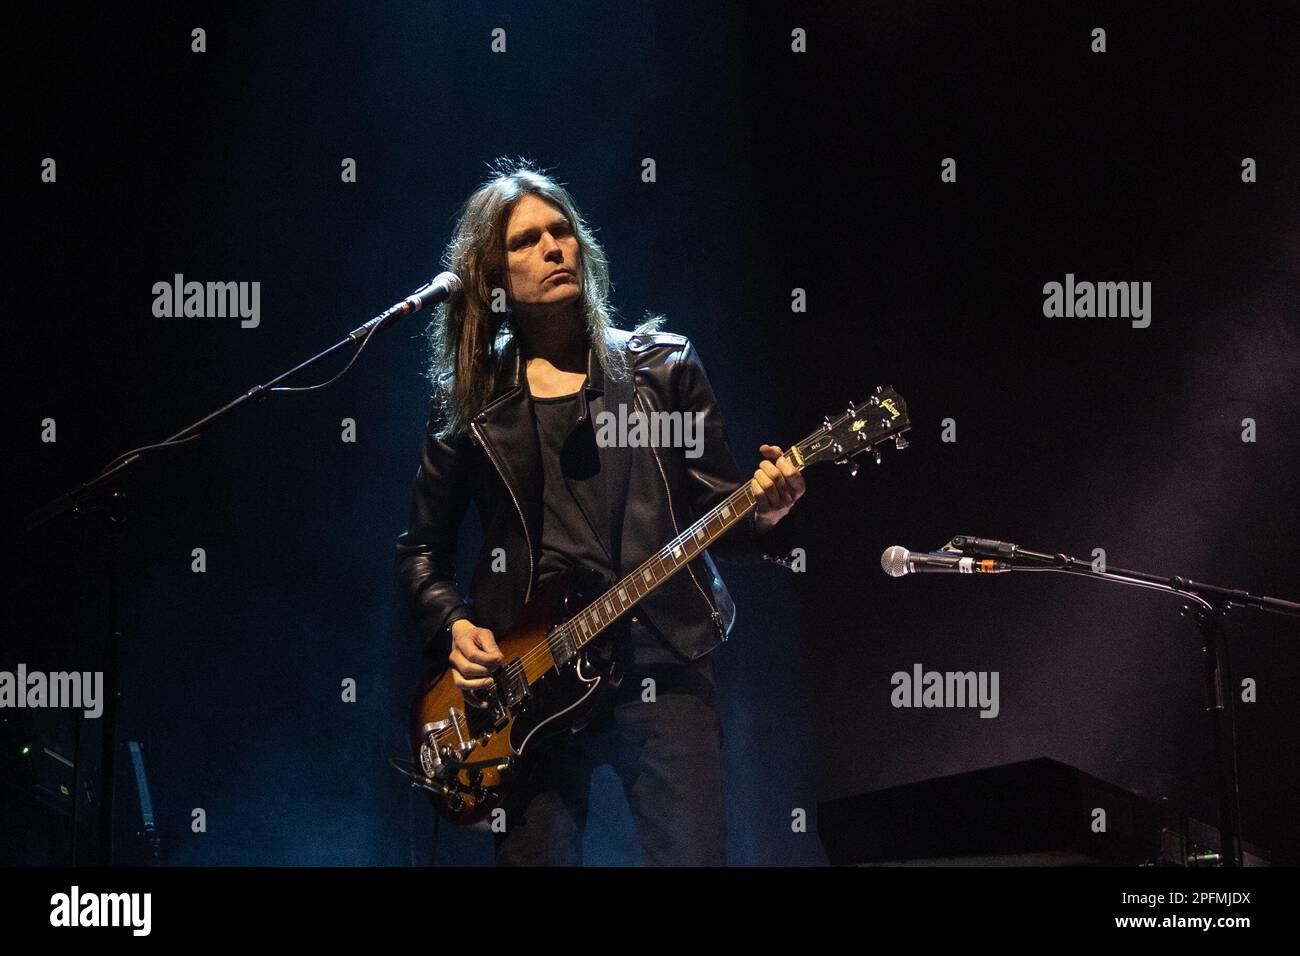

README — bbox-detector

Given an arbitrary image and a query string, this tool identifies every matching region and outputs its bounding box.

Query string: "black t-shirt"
[531,390,612,587]
[531,391,689,669]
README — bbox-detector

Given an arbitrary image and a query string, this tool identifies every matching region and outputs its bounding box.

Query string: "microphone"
[945,535,1059,566]
[349,272,462,340]
[881,545,1011,577]
[946,535,1020,559]
[402,272,463,311]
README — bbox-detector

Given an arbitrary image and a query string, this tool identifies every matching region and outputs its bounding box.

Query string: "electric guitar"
[396,386,910,825]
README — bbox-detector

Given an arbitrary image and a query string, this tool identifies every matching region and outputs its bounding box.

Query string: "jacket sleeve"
[673,338,802,569]
[395,400,476,662]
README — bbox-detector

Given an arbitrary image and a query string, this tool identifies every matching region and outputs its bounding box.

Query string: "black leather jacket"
[395,327,800,664]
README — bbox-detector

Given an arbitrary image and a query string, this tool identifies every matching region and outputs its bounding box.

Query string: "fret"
[559,485,761,655]
[512,447,830,705]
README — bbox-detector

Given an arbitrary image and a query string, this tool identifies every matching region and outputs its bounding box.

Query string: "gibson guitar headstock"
[793,386,911,476]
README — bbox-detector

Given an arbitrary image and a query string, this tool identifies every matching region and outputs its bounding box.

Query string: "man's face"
[503,194,581,318]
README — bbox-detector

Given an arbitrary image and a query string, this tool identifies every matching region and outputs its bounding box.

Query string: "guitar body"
[408,565,627,826]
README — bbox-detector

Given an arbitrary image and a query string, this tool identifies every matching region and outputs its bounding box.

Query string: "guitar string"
[502,441,800,678]
[429,414,904,751]
[501,414,895,677]
[428,479,760,751]
[475,478,757,693]
[429,464,766,750]
[426,427,875,751]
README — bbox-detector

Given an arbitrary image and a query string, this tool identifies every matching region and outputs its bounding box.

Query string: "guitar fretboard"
[544,447,805,665]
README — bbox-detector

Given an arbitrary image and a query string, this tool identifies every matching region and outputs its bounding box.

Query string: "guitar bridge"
[497,659,530,716]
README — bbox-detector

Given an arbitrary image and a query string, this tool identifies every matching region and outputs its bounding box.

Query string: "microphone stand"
[947,535,1300,867]
[23,279,450,865]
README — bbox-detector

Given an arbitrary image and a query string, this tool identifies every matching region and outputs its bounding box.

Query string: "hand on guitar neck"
[750,443,806,534]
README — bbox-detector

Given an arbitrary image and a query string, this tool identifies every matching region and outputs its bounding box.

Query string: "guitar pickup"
[498,661,531,716]
[547,627,577,670]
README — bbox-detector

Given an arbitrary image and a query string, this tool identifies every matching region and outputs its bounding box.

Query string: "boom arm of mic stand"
[1014,552,1300,619]
[25,296,418,532]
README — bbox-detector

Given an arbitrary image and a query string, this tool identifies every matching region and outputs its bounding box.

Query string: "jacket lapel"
[473,337,544,560]
[596,363,634,576]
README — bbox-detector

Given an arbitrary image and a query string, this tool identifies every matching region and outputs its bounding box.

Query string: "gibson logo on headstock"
[880,399,901,419]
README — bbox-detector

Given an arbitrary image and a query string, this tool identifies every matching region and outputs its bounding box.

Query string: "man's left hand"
[749,444,806,534]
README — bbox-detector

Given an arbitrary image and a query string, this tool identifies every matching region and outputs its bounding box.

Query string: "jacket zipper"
[635,391,727,644]
[470,420,534,604]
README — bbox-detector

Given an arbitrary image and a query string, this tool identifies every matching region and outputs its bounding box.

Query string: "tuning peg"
[874,385,883,395]
[845,404,856,417]
[894,434,909,450]
[849,462,859,477]
[822,416,834,430]
[873,450,882,465]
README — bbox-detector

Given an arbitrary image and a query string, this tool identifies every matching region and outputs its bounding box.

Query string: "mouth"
[546,269,575,281]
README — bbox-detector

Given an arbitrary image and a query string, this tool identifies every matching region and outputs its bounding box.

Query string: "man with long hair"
[396,159,806,865]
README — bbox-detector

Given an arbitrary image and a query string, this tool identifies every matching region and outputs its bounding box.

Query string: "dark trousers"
[493,643,726,866]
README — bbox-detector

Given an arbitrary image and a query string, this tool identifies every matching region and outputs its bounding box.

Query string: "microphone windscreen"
[881,545,910,578]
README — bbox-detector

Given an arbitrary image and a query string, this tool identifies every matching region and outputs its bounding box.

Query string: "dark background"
[6,1,1297,865]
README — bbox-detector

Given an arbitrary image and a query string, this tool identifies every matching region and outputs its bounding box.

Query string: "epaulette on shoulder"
[627,330,689,351]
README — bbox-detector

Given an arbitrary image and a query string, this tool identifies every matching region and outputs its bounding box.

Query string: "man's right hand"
[448,619,503,703]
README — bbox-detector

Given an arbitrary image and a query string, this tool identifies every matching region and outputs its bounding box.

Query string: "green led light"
[20,745,31,756]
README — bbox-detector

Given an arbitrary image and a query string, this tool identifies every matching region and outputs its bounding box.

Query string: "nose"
[540,230,565,260]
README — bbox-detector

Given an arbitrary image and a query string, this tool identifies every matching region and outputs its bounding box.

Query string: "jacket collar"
[479,325,608,423]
